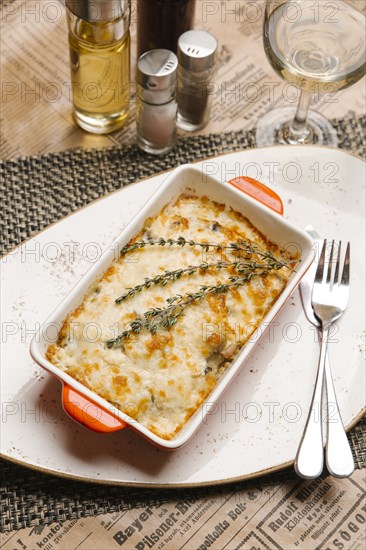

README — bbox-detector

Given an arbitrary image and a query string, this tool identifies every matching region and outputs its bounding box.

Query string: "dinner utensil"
[256,0,366,146]
[298,228,355,479]
[295,238,354,479]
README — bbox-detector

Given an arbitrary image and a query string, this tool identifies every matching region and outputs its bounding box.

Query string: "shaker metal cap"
[178,30,218,71]
[136,49,178,91]
[66,0,129,22]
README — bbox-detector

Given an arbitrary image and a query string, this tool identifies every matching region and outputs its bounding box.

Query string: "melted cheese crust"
[47,195,294,440]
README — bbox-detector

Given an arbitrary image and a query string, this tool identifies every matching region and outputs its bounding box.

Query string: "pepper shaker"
[136,49,178,155]
[177,30,218,132]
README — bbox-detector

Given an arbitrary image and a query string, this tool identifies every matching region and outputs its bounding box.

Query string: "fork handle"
[295,325,329,479]
[325,360,355,477]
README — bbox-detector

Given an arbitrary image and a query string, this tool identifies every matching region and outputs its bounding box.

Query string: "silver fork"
[295,239,355,479]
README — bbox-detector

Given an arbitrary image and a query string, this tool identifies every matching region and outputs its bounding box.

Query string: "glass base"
[177,112,206,132]
[73,108,129,134]
[137,135,176,155]
[256,107,338,147]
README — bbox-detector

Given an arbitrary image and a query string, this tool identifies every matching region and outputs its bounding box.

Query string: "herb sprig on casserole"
[47,194,298,440]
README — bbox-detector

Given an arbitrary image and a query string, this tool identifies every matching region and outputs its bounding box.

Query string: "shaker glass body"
[177,66,214,131]
[136,99,177,154]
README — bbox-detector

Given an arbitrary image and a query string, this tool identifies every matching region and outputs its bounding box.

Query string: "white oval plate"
[1,146,365,487]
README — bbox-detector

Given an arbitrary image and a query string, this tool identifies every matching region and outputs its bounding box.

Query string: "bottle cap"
[66,0,129,22]
[178,30,217,71]
[136,49,178,104]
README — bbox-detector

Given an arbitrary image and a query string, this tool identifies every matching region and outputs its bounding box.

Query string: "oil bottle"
[66,0,131,134]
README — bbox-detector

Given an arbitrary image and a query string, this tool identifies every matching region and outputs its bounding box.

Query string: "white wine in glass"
[256,0,366,146]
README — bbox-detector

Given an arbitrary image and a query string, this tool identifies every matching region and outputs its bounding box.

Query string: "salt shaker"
[136,49,178,155]
[177,30,218,132]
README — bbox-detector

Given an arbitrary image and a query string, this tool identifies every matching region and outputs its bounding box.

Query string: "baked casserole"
[47,193,296,440]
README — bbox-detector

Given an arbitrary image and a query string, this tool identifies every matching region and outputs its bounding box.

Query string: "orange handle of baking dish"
[62,176,282,434]
[228,176,283,215]
[62,384,126,433]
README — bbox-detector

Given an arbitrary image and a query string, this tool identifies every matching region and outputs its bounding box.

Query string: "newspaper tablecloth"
[1,0,365,159]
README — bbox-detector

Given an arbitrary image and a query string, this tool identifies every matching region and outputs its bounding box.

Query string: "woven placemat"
[1,115,365,533]
[1,114,365,255]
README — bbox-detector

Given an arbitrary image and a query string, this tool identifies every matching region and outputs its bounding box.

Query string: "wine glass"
[256,0,366,147]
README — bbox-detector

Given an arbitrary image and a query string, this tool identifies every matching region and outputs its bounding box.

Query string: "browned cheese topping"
[47,195,295,439]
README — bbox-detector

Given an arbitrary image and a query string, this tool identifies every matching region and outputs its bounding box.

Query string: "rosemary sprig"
[115,257,292,304]
[120,236,277,261]
[120,236,211,255]
[106,268,274,348]
[105,235,299,348]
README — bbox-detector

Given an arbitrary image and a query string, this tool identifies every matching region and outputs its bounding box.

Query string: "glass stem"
[288,89,313,142]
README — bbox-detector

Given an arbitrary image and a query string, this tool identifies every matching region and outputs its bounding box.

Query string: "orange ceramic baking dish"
[30,164,314,449]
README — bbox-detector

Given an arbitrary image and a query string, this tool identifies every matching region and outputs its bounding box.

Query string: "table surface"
[1,0,365,160]
[1,1,365,549]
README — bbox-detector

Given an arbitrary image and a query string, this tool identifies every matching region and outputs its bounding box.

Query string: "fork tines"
[316,239,350,287]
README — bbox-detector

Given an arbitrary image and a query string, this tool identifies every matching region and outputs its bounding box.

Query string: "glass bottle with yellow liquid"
[66,0,131,134]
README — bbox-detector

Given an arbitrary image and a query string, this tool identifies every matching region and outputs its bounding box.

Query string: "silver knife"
[295,226,355,478]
